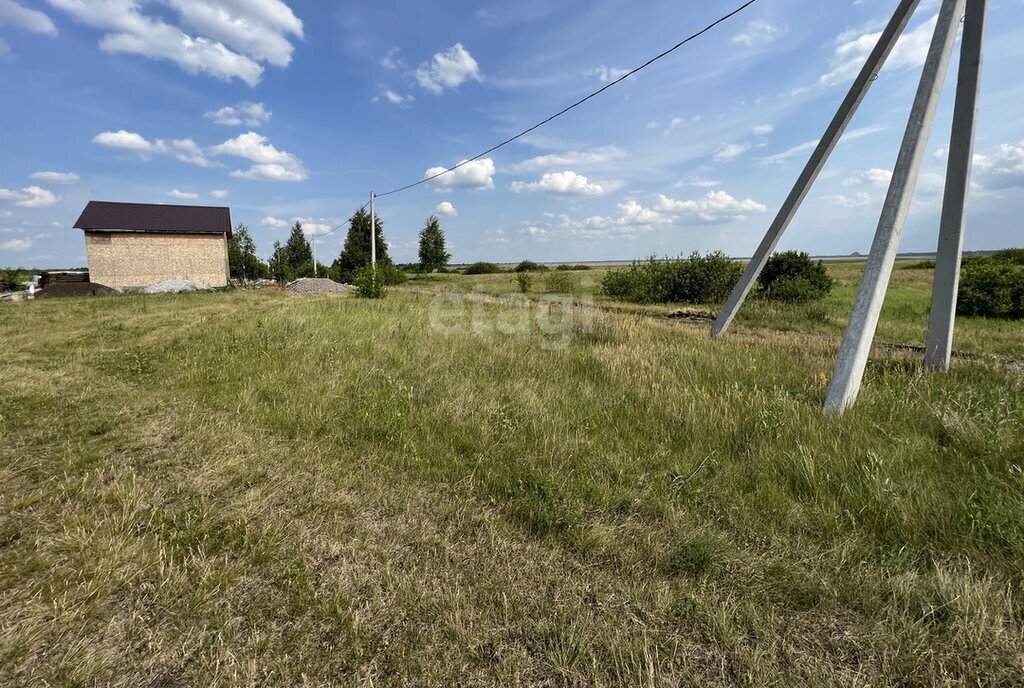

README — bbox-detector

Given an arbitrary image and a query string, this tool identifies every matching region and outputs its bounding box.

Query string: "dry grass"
[1,276,1022,686]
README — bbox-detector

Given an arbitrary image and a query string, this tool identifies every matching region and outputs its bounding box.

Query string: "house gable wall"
[85,231,229,289]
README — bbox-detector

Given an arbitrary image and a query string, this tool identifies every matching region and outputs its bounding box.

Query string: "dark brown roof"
[74,201,232,237]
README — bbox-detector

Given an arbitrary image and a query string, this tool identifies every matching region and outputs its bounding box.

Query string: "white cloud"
[555,200,675,239]
[590,65,631,83]
[376,89,415,106]
[45,0,303,86]
[414,43,481,94]
[655,190,767,223]
[211,131,308,181]
[510,146,626,173]
[0,0,57,35]
[752,124,774,135]
[167,189,199,200]
[424,158,495,191]
[826,192,874,208]
[845,168,892,186]
[166,138,217,167]
[93,129,155,152]
[973,141,1024,174]
[713,142,750,162]
[817,14,938,88]
[759,139,818,165]
[0,186,58,208]
[510,171,616,197]
[0,238,32,251]
[732,20,783,47]
[846,125,885,141]
[93,130,217,167]
[435,201,458,216]
[205,101,271,126]
[30,171,79,183]
[381,47,402,70]
[664,115,700,135]
[294,217,332,235]
[677,175,721,188]
[972,140,1024,188]
[525,225,549,241]
[210,189,228,199]
[759,125,882,165]
[261,216,289,228]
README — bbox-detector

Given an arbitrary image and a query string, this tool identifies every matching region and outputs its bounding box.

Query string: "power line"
[374,0,759,199]
[312,198,372,239]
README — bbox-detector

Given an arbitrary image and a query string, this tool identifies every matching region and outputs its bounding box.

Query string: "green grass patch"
[1,273,1022,685]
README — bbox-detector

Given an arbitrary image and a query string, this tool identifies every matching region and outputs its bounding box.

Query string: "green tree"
[268,224,317,283]
[334,208,392,283]
[284,222,313,269]
[268,241,288,283]
[417,215,451,272]
[227,224,267,281]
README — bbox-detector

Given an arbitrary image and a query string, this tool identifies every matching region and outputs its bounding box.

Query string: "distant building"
[74,201,232,289]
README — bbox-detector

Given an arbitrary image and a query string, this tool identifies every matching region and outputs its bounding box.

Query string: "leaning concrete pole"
[824,0,966,415]
[924,0,989,371]
[711,0,924,339]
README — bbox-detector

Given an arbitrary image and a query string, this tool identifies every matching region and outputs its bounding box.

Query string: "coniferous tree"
[334,208,392,283]
[417,215,451,272]
[227,224,268,281]
[284,222,313,270]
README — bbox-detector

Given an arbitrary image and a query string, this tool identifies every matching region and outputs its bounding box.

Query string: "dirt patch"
[37,283,118,298]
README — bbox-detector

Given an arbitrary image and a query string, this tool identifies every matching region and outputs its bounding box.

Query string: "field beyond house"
[1,262,1022,686]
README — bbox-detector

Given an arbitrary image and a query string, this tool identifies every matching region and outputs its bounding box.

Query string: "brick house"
[74,201,232,289]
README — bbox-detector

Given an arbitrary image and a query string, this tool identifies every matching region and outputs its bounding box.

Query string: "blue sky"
[1,0,1022,268]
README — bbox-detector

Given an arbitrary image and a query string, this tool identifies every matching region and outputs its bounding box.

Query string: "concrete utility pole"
[824,0,966,414]
[312,230,318,277]
[370,191,377,268]
[711,0,924,339]
[925,0,989,371]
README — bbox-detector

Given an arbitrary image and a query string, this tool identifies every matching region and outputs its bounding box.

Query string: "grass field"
[1,262,1022,686]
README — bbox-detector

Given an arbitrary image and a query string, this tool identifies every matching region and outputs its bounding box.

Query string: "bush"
[543,271,580,294]
[464,262,504,275]
[556,264,591,271]
[377,264,408,286]
[758,251,834,301]
[902,259,936,270]
[1,268,23,291]
[600,252,742,304]
[513,260,549,272]
[352,266,387,298]
[990,248,1024,266]
[957,260,1024,319]
[514,272,532,294]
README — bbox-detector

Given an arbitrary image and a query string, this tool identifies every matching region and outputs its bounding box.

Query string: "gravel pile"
[286,278,351,294]
[143,279,211,294]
